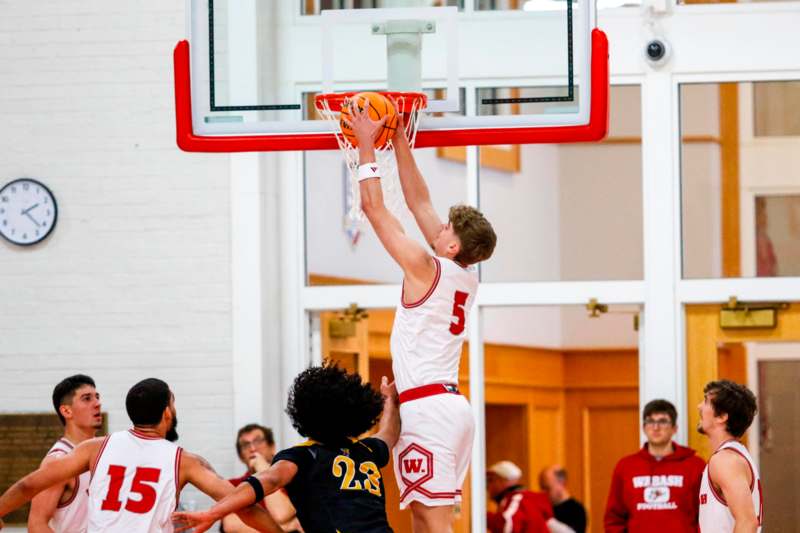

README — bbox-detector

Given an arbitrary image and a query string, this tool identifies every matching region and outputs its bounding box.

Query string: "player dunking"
[697,380,762,533]
[0,378,279,533]
[349,98,497,532]
[28,375,103,533]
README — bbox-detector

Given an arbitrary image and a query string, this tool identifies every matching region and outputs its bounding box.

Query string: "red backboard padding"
[173,29,608,152]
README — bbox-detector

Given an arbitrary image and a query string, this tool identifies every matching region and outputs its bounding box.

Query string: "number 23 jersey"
[87,430,182,533]
[391,256,478,393]
[273,437,393,533]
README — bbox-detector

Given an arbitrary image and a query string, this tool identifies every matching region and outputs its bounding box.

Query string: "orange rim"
[315,91,427,113]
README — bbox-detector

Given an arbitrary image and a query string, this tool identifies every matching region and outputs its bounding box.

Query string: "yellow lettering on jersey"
[332,455,362,491]
[332,455,382,496]
[360,461,382,497]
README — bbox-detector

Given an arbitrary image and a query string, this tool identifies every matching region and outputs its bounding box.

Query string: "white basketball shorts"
[392,391,474,509]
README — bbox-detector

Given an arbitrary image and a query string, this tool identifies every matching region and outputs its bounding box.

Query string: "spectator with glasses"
[604,399,706,533]
[222,424,302,533]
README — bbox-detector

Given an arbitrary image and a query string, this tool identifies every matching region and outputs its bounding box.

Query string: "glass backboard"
[174,0,608,151]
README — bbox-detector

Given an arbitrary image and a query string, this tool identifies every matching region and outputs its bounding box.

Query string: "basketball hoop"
[315,91,427,226]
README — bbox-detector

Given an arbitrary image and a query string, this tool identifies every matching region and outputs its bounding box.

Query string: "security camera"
[645,39,671,66]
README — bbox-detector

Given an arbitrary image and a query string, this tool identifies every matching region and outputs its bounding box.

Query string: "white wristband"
[357,163,381,182]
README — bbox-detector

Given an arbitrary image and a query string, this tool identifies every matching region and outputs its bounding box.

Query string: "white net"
[315,92,426,227]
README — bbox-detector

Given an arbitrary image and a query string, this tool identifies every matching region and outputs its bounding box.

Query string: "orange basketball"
[339,92,399,148]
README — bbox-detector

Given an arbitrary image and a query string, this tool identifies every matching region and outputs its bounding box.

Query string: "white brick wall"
[0,0,244,499]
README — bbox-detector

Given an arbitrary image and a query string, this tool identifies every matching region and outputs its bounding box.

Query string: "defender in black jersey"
[273,437,391,532]
[174,363,400,533]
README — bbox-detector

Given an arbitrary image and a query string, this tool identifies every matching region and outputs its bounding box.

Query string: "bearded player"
[349,97,497,533]
[0,378,279,533]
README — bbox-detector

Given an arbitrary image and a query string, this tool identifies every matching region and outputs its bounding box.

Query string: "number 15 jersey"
[391,256,478,393]
[88,430,182,533]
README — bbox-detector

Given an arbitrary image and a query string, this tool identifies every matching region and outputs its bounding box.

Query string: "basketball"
[340,92,399,148]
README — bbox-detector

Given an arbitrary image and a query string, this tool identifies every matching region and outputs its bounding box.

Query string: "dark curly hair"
[704,380,757,438]
[286,362,384,445]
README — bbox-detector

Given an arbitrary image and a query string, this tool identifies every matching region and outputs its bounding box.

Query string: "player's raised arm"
[347,97,435,282]
[391,110,444,246]
[173,456,297,533]
[0,438,99,523]
[373,376,400,449]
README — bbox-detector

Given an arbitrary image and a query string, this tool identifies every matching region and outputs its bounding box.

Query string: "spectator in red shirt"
[223,423,301,533]
[604,399,706,533]
[487,461,576,533]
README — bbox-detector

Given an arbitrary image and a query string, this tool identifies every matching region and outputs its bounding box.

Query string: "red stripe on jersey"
[400,486,461,501]
[57,475,80,509]
[720,447,756,491]
[174,447,183,510]
[90,435,112,480]
[402,257,441,309]
[707,462,727,506]
[129,428,163,440]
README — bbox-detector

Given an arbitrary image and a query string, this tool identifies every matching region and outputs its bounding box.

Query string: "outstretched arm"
[173,458,297,533]
[392,113,444,246]
[0,439,98,522]
[372,376,400,449]
[348,97,435,283]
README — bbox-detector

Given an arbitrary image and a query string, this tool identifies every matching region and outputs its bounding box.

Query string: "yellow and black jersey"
[273,437,393,533]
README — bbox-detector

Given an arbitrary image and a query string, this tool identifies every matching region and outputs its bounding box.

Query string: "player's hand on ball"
[349,96,388,146]
[172,510,215,533]
[387,97,407,141]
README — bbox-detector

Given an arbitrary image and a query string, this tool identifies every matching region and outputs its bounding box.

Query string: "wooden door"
[685,303,800,457]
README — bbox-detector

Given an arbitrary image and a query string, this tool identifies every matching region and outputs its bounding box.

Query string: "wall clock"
[0,178,58,246]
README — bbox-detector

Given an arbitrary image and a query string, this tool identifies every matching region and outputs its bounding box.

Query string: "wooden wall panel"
[563,350,639,533]
[529,406,564,488]
[718,343,748,384]
[486,404,530,483]
[581,405,641,533]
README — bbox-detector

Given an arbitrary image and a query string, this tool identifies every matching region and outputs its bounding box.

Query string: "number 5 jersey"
[390,256,478,394]
[88,430,182,533]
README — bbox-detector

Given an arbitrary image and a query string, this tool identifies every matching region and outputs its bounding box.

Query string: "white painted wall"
[0,0,244,501]
[305,147,467,282]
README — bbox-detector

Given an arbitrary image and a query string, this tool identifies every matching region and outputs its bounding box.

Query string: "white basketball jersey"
[46,438,89,533]
[88,430,183,533]
[699,440,763,533]
[391,256,479,393]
